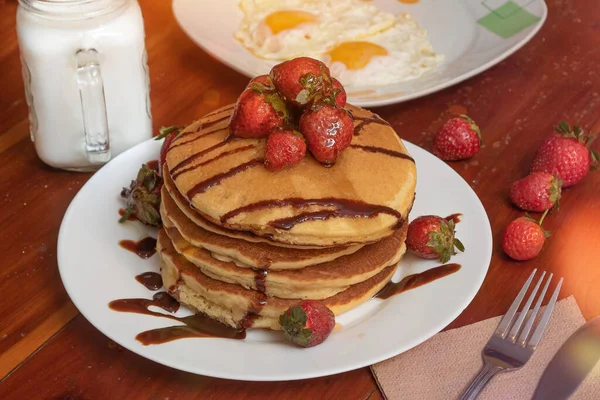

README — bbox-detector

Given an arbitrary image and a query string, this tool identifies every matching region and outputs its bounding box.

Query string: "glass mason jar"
[17,0,152,171]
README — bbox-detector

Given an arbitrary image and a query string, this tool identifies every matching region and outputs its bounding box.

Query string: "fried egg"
[235,0,395,60]
[317,14,444,87]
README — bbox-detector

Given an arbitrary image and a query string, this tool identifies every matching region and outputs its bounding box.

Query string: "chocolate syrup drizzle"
[351,112,390,136]
[168,114,231,151]
[135,272,163,291]
[186,158,264,199]
[350,144,415,162]
[445,213,463,224]
[171,138,231,175]
[109,292,246,345]
[119,237,157,259]
[221,198,402,230]
[375,263,461,299]
[254,268,268,294]
[172,142,256,180]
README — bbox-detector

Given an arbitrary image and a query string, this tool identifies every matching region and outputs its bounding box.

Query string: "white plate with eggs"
[173,0,546,107]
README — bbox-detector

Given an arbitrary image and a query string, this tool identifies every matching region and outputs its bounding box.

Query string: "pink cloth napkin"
[371,296,600,399]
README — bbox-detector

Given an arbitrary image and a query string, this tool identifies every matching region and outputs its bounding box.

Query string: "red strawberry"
[247,74,273,89]
[269,57,334,107]
[279,300,335,348]
[229,85,289,138]
[509,172,562,212]
[299,104,353,166]
[432,115,482,161]
[530,122,599,187]
[406,215,465,263]
[264,130,306,171]
[156,126,182,177]
[332,78,346,108]
[502,212,550,261]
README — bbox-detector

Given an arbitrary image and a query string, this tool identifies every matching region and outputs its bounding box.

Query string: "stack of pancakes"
[158,104,417,330]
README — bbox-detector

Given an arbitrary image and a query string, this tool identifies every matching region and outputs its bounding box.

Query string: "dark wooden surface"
[1,0,599,398]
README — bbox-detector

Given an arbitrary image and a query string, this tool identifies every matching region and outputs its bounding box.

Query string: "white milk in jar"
[17,0,152,171]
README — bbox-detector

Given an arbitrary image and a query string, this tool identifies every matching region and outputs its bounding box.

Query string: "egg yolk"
[264,11,317,34]
[328,42,388,70]
[398,0,420,3]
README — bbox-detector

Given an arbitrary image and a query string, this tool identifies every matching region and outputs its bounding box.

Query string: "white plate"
[58,138,492,381]
[172,0,546,107]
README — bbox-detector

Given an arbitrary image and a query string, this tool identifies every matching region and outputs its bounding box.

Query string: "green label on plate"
[478,1,541,39]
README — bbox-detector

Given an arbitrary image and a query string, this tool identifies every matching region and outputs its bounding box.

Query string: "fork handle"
[460,362,503,400]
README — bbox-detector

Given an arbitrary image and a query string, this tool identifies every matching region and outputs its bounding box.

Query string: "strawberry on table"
[531,121,599,187]
[406,215,465,263]
[299,104,353,166]
[279,300,335,348]
[502,212,550,261]
[269,57,334,107]
[264,130,306,171]
[432,115,482,161]
[509,172,562,212]
[229,84,289,138]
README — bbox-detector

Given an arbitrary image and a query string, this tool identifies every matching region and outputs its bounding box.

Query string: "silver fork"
[460,269,563,400]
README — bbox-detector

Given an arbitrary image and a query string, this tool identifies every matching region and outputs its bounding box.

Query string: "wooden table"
[1,0,599,398]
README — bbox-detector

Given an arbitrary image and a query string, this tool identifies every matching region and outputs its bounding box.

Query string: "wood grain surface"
[1,0,599,398]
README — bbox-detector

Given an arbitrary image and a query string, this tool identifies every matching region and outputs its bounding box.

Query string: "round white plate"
[58,138,492,381]
[172,0,546,107]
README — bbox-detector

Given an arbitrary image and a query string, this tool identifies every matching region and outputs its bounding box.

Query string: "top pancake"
[165,103,416,247]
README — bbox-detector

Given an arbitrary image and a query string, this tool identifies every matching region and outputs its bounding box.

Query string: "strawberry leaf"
[548,176,562,210]
[523,213,537,223]
[279,306,313,347]
[119,164,163,227]
[460,114,482,145]
[155,125,182,140]
[264,92,289,122]
[297,71,336,106]
[555,121,574,137]
[542,227,552,238]
[589,148,599,170]
[454,238,465,253]
[118,204,135,223]
[251,82,271,93]
[426,219,463,264]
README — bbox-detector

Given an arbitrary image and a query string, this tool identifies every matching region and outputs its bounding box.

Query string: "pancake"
[158,229,399,330]
[163,163,324,249]
[161,220,406,299]
[165,103,416,247]
[161,184,365,269]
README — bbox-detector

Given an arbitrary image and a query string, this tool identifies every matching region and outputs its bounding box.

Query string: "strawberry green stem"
[538,209,549,226]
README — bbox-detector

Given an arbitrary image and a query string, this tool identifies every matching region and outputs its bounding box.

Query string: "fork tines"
[494,269,563,348]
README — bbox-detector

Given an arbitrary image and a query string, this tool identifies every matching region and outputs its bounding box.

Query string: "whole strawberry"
[531,122,599,187]
[269,57,334,107]
[264,130,306,171]
[279,300,335,348]
[332,78,346,108]
[229,85,289,138]
[299,104,353,166]
[509,172,562,212]
[502,212,549,261]
[406,215,465,263]
[432,115,482,161]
